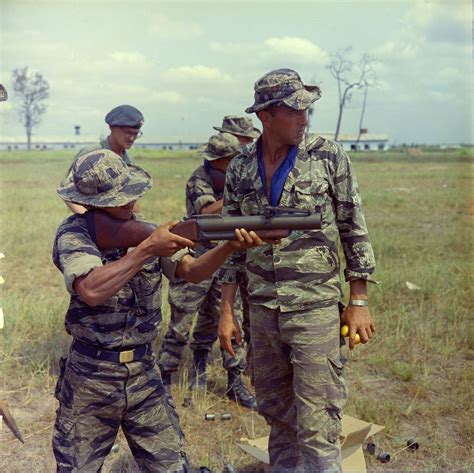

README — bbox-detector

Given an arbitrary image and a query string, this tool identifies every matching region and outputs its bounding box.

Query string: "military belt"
[72,339,152,363]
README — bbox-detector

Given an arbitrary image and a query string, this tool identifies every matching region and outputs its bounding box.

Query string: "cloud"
[148,90,185,104]
[374,40,419,59]
[164,65,232,83]
[404,1,471,44]
[209,37,328,68]
[209,41,260,55]
[107,52,156,69]
[148,13,203,40]
[264,37,328,64]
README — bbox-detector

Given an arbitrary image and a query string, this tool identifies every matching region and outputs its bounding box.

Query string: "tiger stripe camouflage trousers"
[53,348,187,472]
[158,276,251,376]
[250,303,347,473]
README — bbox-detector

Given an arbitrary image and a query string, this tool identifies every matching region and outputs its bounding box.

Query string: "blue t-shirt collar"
[257,141,298,206]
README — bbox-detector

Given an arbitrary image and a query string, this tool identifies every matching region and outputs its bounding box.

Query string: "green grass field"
[0,147,472,472]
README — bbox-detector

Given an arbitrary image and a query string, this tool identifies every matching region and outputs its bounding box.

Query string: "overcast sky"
[0,0,472,145]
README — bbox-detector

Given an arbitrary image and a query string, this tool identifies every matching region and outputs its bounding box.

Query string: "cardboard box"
[238,415,384,473]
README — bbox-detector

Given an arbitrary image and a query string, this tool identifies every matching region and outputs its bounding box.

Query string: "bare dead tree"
[307,75,322,132]
[12,67,50,150]
[326,47,375,141]
[355,82,369,148]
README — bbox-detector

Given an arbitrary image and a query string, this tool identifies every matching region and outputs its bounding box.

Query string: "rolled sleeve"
[194,195,216,214]
[54,218,104,294]
[161,248,193,282]
[345,269,378,284]
[187,172,217,214]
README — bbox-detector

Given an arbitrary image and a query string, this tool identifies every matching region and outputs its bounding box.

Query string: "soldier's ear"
[257,110,272,127]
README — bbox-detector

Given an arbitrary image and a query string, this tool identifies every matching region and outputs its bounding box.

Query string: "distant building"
[319,129,389,151]
[0,129,390,152]
[0,140,203,152]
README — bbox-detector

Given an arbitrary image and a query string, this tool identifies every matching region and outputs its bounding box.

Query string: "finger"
[219,333,236,357]
[234,228,245,242]
[349,325,357,350]
[365,325,373,339]
[171,233,195,248]
[234,330,242,346]
[248,230,263,246]
[226,340,236,357]
[359,327,369,344]
[239,228,254,244]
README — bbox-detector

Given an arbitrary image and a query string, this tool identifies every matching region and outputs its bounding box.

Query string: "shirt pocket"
[292,178,329,214]
[240,189,263,215]
[291,178,330,225]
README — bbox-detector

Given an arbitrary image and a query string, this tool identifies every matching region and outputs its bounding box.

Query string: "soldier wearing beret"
[53,149,264,472]
[64,104,145,214]
[218,69,377,472]
[158,131,257,409]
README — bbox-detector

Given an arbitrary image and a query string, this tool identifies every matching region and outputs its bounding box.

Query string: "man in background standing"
[64,104,144,214]
[158,119,259,409]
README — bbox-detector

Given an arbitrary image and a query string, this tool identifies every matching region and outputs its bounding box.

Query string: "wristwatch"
[349,299,369,307]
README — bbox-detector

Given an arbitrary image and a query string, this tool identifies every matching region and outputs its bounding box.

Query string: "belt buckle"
[119,349,135,363]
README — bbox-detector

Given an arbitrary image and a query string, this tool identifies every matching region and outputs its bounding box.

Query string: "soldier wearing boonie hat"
[158,132,258,410]
[63,104,145,215]
[244,68,321,114]
[213,115,260,144]
[218,68,377,471]
[52,148,263,472]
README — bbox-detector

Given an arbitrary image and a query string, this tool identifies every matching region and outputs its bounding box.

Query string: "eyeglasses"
[122,129,143,140]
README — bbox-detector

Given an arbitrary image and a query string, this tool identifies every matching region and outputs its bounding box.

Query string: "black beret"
[105,105,144,128]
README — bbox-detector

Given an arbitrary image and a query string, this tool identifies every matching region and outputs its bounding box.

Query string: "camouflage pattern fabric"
[53,213,165,347]
[213,115,260,139]
[185,164,220,219]
[250,303,347,471]
[158,275,248,374]
[58,149,152,209]
[158,162,249,375]
[245,68,321,114]
[53,350,187,472]
[52,212,188,471]
[197,132,241,161]
[218,133,375,469]
[65,137,133,179]
[218,134,376,311]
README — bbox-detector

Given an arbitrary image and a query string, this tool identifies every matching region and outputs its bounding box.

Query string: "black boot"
[226,368,257,410]
[189,349,209,391]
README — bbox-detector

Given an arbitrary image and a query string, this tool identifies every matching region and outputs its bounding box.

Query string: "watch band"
[349,299,369,307]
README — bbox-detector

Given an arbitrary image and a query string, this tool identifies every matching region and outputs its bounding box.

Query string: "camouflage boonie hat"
[245,68,321,114]
[57,149,152,207]
[213,116,260,139]
[105,105,144,129]
[197,132,241,161]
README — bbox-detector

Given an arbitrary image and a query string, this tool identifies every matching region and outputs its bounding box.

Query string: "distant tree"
[307,75,322,132]
[355,82,369,148]
[12,67,50,150]
[326,47,375,141]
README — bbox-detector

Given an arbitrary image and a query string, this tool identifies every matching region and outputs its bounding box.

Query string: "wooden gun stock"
[86,211,156,250]
[86,208,321,251]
